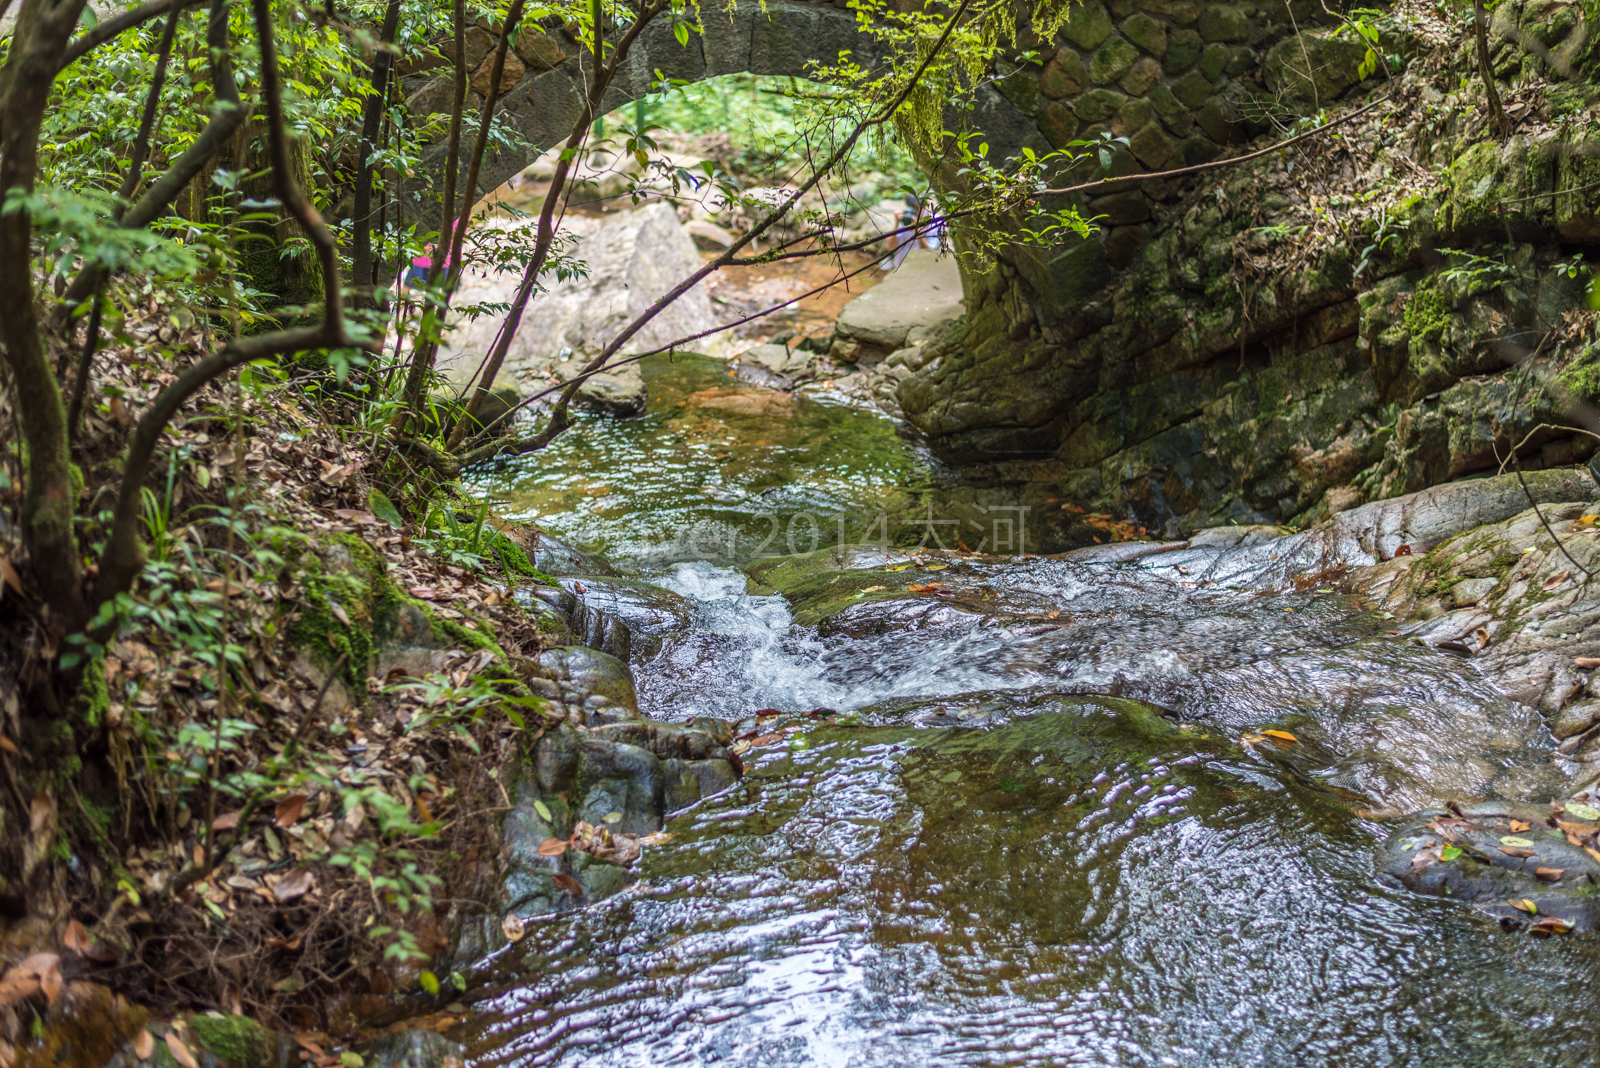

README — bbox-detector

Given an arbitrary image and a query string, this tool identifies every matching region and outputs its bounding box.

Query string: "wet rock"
[358,1029,466,1068]
[663,757,740,809]
[733,342,815,388]
[519,529,616,576]
[833,249,963,364]
[536,646,640,721]
[439,204,728,399]
[1378,802,1600,932]
[559,575,693,657]
[575,735,664,834]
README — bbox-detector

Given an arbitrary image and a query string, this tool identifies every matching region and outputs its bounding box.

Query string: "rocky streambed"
[428,362,1600,1065]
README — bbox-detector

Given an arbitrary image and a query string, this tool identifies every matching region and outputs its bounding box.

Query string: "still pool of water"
[472,354,935,569]
[455,365,1600,1067]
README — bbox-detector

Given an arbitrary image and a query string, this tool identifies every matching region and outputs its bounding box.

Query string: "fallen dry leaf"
[1543,569,1571,591]
[134,1029,155,1060]
[269,867,315,903]
[1529,916,1574,937]
[535,837,568,857]
[552,872,583,896]
[165,1031,199,1068]
[750,733,783,746]
[639,831,675,846]
[211,810,240,831]
[62,918,88,955]
[0,737,16,756]
[263,934,303,950]
[907,583,944,593]
[1261,730,1298,743]
[0,556,24,600]
[274,794,308,828]
[1500,845,1535,858]
[1535,867,1567,882]
[1508,819,1531,832]
[1509,897,1538,914]
[502,914,526,943]
[1576,657,1600,670]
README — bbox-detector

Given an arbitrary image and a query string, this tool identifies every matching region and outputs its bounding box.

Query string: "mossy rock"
[190,1013,283,1068]
[287,532,508,694]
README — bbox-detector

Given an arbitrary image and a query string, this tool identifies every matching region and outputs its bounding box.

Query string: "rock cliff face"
[899,0,1600,542]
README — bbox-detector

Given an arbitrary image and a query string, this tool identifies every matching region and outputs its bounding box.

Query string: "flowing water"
[464,359,1600,1067]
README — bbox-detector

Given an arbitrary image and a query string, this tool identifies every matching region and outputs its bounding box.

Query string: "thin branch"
[349,0,404,302]
[58,0,207,69]
[1035,100,1385,197]
[517,0,980,456]
[92,0,372,617]
[458,249,890,459]
[442,0,669,446]
[59,0,247,317]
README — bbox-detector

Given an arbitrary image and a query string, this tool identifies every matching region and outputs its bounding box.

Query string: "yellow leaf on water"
[885,564,911,572]
[862,585,887,592]
[924,563,949,571]
[1509,898,1538,914]
[1261,730,1298,743]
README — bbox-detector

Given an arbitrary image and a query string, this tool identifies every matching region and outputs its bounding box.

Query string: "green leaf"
[419,970,440,995]
[533,799,553,821]
[340,1054,364,1068]
[451,970,467,991]
[1440,845,1462,862]
[1565,802,1600,821]
[674,21,689,46]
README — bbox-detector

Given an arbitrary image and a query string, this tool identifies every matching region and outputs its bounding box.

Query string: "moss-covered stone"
[1121,13,1167,56]
[1091,37,1140,83]
[1196,4,1250,43]
[1061,1,1114,50]
[190,1013,278,1068]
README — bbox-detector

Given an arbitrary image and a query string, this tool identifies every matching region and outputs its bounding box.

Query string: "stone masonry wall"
[900,1,1600,545]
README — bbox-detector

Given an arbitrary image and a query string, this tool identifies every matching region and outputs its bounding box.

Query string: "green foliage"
[1402,283,1454,341]
[1561,345,1600,404]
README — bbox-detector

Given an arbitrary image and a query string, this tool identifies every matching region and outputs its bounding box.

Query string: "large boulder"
[1262,33,1371,110]
[832,249,965,364]
[440,203,728,414]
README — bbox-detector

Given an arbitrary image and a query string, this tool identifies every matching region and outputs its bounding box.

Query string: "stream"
[462,356,1600,1067]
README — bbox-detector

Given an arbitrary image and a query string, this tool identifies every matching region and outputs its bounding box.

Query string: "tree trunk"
[0,0,92,633]
[349,0,404,305]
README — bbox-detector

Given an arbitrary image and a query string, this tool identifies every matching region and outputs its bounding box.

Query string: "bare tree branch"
[58,0,207,69]
[92,0,373,617]
[58,0,247,317]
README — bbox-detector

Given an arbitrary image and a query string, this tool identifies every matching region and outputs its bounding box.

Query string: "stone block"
[1062,1,1115,50]
[1038,100,1081,148]
[1197,96,1244,142]
[1164,27,1204,72]
[1086,190,1151,225]
[1112,97,1154,136]
[997,66,1043,115]
[472,49,525,96]
[1135,0,1202,24]
[1170,68,1212,107]
[1128,121,1176,168]
[1040,50,1087,97]
[1199,42,1230,81]
[1119,55,1163,95]
[1263,32,1369,108]
[1122,13,1168,56]
[1073,87,1129,122]
[1224,44,1256,76]
[1105,225,1148,269]
[515,29,567,71]
[1148,81,1185,117]
[1179,134,1221,165]
[1197,4,1251,42]
[1091,37,1140,83]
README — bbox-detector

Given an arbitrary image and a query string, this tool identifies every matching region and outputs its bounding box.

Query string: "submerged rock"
[1377,801,1600,932]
